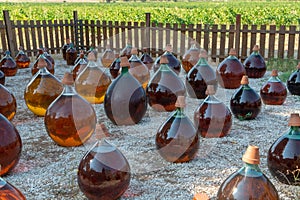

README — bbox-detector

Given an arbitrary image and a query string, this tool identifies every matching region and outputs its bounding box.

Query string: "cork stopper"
[240,75,249,85]
[61,72,74,85]
[193,193,209,200]
[229,48,237,56]
[288,113,300,126]
[95,123,110,139]
[175,96,186,108]
[242,145,260,165]
[87,52,96,61]
[252,45,259,51]
[297,62,300,70]
[159,55,169,64]
[37,58,48,69]
[205,85,216,95]
[271,69,278,77]
[199,49,208,58]
[131,47,138,55]
[120,56,130,67]
[165,44,173,52]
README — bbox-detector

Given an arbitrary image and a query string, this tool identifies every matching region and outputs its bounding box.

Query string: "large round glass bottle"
[230,75,261,120]
[0,83,16,121]
[45,72,96,147]
[75,52,111,104]
[182,39,200,73]
[15,46,30,69]
[129,47,150,89]
[287,62,300,96]
[0,113,22,176]
[243,45,267,78]
[104,57,147,125]
[146,55,186,112]
[153,44,181,75]
[0,177,26,199]
[186,49,217,99]
[66,43,77,65]
[72,52,88,80]
[216,48,246,89]
[25,58,63,116]
[109,53,121,79]
[267,113,300,185]
[217,145,279,200]
[78,131,131,200]
[101,44,115,68]
[260,69,287,105]
[194,85,232,138]
[140,47,154,70]
[0,51,17,77]
[156,96,199,163]
[0,71,5,85]
[32,54,54,76]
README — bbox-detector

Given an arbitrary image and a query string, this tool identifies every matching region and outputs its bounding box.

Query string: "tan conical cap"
[175,96,186,108]
[252,45,259,51]
[62,72,74,85]
[242,145,260,165]
[87,52,96,61]
[271,69,278,77]
[241,75,249,85]
[193,193,209,200]
[120,56,130,67]
[165,44,173,52]
[229,48,237,56]
[131,47,138,55]
[160,55,169,64]
[288,113,300,126]
[199,49,208,58]
[37,58,48,69]
[205,85,216,95]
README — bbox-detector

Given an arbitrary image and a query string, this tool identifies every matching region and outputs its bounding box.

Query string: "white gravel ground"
[3,54,300,200]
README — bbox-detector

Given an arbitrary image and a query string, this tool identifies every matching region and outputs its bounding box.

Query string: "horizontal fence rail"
[1,10,300,64]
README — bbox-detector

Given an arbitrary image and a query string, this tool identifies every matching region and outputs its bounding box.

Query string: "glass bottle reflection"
[260,69,287,105]
[194,85,232,138]
[217,145,279,200]
[0,113,22,176]
[45,72,96,147]
[156,96,199,163]
[146,55,186,112]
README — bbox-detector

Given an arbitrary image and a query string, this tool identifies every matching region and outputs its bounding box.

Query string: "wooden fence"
[1,10,300,63]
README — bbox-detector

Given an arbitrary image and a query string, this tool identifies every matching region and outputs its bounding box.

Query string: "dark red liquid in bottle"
[0,84,16,121]
[66,43,78,65]
[244,45,267,78]
[287,65,300,95]
[0,51,17,77]
[78,140,131,200]
[0,114,22,176]
[15,47,30,69]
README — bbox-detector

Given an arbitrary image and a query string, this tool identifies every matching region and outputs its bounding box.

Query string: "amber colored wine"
[0,114,22,176]
[78,140,131,200]
[72,53,87,80]
[15,47,30,69]
[0,178,26,200]
[0,84,16,121]
[0,51,17,77]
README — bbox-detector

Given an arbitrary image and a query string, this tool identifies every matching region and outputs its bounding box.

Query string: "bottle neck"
[63,84,77,95]
[196,57,208,66]
[204,94,219,103]
[129,54,140,62]
[239,162,262,177]
[289,126,300,135]
[268,75,281,83]
[242,84,251,90]
[252,50,259,55]
[174,107,185,118]
[121,66,129,74]
[159,63,171,72]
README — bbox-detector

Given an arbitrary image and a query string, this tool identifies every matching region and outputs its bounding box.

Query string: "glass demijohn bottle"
[216,48,246,89]
[243,45,267,78]
[140,47,154,70]
[77,125,131,200]
[182,39,200,73]
[186,49,217,99]
[101,44,115,68]
[109,53,121,79]
[61,38,71,60]
[66,43,78,65]
[0,51,17,77]
[45,72,96,147]
[32,54,54,76]
[146,55,186,112]
[260,69,287,105]
[15,46,30,69]
[153,44,181,75]
[217,145,279,200]
[0,177,26,199]
[104,57,147,125]
[194,85,232,138]
[25,58,63,116]
[0,113,22,176]
[129,47,150,89]
[230,75,261,120]
[72,52,88,80]
[75,52,111,104]
[267,113,300,185]
[156,96,199,163]
[0,83,16,121]
[287,62,300,96]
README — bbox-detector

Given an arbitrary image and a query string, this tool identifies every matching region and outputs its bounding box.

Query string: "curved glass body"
[260,75,287,105]
[287,69,300,95]
[0,84,16,121]
[244,50,266,78]
[0,51,17,76]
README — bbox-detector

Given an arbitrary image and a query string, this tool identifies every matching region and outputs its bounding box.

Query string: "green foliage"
[0,2,300,26]
[267,58,298,76]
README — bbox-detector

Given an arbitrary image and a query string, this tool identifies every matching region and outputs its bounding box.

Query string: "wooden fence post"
[3,10,17,57]
[235,14,241,58]
[145,13,151,51]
